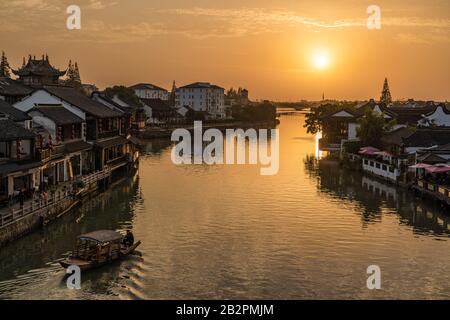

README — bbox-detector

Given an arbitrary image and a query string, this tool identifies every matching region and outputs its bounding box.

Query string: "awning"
[77,230,123,243]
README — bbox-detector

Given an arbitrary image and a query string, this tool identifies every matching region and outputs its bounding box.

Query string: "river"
[0,112,449,300]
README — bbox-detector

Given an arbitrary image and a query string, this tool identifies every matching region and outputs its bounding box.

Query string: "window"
[382,164,387,171]
[376,163,380,169]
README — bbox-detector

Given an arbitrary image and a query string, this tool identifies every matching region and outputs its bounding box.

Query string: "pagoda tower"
[380,78,392,106]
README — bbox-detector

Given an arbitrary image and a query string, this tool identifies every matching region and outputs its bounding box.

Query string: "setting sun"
[312,51,330,70]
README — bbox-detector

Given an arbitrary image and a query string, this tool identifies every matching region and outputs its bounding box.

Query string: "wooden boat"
[60,230,141,271]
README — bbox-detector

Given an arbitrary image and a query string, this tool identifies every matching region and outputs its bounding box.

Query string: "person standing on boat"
[123,230,134,247]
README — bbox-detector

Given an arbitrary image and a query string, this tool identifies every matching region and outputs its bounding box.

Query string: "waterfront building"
[320,100,450,153]
[355,127,450,184]
[175,82,226,119]
[27,104,93,185]
[130,83,169,101]
[140,98,177,124]
[14,86,132,172]
[319,99,395,152]
[92,92,146,132]
[0,118,41,204]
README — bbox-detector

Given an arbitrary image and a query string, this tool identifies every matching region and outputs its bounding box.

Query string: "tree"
[231,101,276,122]
[65,60,83,91]
[356,109,395,147]
[303,103,353,135]
[105,85,143,108]
[0,51,11,78]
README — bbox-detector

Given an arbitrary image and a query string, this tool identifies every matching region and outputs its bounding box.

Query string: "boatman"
[124,230,134,247]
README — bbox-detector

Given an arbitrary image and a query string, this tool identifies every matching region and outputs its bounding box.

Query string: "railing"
[38,149,52,162]
[81,167,111,186]
[0,168,112,228]
[416,180,450,199]
[0,187,73,228]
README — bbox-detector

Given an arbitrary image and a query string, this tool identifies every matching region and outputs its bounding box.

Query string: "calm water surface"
[0,113,449,299]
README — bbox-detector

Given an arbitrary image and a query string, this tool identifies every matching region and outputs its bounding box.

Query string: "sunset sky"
[0,0,449,101]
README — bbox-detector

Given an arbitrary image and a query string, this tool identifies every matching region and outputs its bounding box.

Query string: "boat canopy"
[77,230,123,243]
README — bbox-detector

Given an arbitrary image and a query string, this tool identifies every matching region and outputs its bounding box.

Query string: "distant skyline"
[1,0,449,101]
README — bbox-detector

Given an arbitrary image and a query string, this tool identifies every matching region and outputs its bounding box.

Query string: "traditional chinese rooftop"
[13,55,66,78]
[43,86,122,119]
[31,104,84,125]
[0,118,36,141]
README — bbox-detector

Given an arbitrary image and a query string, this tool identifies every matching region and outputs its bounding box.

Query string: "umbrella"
[409,163,432,169]
[358,146,380,155]
[425,164,450,173]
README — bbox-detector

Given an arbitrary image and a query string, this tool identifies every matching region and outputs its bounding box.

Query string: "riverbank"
[0,163,137,248]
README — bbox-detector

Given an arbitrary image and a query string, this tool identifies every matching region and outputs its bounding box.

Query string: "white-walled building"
[175,82,225,119]
[130,83,169,101]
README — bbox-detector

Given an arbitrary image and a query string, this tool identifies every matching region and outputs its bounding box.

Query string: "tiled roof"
[130,83,167,91]
[91,92,127,114]
[64,140,92,154]
[43,86,122,118]
[0,77,33,96]
[178,82,224,90]
[0,99,31,121]
[417,153,447,163]
[32,105,84,125]
[381,127,416,145]
[0,118,36,141]
[140,98,171,111]
[428,143,450,152]
[0,159,42,176]
[403,129,450,148]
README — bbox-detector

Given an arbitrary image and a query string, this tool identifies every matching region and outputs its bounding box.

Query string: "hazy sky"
[0,0,449,101]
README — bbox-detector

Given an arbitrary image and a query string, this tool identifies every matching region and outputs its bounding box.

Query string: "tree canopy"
[303,102,355,135]
[231,102,276,122]
[65,60,83,91]
[356,110,395,147]
[105,85,143,108]
[0,51,11,78]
